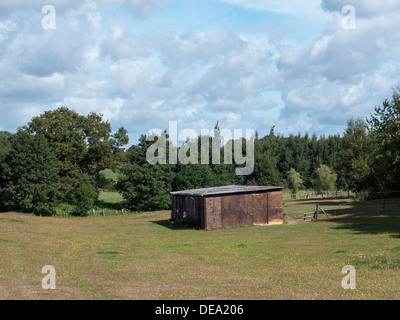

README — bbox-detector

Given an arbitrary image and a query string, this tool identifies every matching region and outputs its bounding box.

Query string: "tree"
[246,137,281,186]
[173,163,216,191]
[0,131,13,161]
[342,118,371,192]
[367,88,400,190]
[287,168,303,196]
[314,164,337,192]
[70,182,98,216]
[117,134,172,211]
[22,107,129,196]
[0,131,60,215]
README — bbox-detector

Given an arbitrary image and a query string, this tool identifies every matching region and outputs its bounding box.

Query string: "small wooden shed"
[170,185,283,230]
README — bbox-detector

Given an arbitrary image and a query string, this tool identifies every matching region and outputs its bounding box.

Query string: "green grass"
[0,197,399,300]
[0,217,27,223]
[98,191,124,204]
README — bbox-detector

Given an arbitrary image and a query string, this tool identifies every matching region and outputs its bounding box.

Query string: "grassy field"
[0,195,399,300]
[98,191,124,204]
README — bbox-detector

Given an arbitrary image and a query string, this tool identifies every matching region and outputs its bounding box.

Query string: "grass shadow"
[285,198,355,207]
[151,218,202,230]
[317,198,400,238]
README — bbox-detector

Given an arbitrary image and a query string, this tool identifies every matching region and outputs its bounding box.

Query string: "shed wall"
[205,197,222,229]
[172,189,283,230]
[204,192,270,230]
[267,190,283,225]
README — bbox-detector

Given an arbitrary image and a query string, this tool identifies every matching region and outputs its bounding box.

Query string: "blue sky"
[1,0,399,144]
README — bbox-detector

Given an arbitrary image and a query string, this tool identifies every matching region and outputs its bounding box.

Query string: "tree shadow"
[287,198,355,207]
[316,198,400,239]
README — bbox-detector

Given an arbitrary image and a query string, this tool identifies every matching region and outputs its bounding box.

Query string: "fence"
[58,208,132,217]
[288,190,351,200]
[303,204,329,222]
[91,209,131,216]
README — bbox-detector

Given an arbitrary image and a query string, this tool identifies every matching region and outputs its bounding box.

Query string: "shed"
[170,185,283,230]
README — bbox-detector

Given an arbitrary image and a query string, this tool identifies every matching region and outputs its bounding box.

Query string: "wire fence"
[57,208,132,217]
[91,208,132,216]
[283,190,352,200]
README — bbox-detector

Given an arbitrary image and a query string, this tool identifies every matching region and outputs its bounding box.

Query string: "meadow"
[0,193,399,300]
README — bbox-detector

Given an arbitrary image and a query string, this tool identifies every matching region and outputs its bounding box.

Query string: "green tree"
[117,134,172,211]
[22,107,129,196]
[246,138,281,186]
[287,168,303,196]
[173,163,216,191]
[0,131,60,214]
[0,131,13,161]
[367,88,400,190]
[342,118,371,192]
[314,164,337,192]
[70,182,98,216]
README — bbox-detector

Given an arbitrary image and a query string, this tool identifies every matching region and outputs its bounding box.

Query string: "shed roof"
[170,185,282,196]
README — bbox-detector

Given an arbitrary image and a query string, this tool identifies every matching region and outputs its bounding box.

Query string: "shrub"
[70,184,98,216]
[33,203,57,217]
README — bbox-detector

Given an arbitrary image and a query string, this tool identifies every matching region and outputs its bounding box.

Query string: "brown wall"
[172,190,282,230]
[267,190,283,225]
[204,191,280,230]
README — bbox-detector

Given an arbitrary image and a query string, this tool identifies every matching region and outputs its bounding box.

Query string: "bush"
[314,165,337,192]
[32,203,57,217]
[70,184,98,216]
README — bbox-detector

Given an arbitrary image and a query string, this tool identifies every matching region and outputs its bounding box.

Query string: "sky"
[1,0,400,144]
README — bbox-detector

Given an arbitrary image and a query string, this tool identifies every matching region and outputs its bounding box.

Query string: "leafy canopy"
[22,107,129,193]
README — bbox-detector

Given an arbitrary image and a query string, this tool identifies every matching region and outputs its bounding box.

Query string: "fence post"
[315,204,319,220]
[103,209,105,217]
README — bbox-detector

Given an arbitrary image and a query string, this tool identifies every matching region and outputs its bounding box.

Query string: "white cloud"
[108,58,162,94]
[275,5,400,135]
[1,0,400,140]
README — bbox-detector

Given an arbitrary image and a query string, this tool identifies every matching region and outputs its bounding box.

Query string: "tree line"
[0,88,399,215]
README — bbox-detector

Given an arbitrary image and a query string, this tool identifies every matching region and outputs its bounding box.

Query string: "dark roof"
[170,185,282,196]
